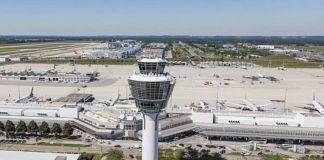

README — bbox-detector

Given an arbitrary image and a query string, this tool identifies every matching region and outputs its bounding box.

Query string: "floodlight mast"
[128,58,175,160]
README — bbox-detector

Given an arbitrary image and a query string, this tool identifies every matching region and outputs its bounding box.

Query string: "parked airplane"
[224,95,272,111]
[199,100,209,110]
[278,66,286,71]
[16,87,39,103]
[241,66,247,70]
[311,93,324,114]
[258,73,265,78]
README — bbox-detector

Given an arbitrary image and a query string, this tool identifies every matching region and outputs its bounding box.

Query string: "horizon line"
[1,34,324,37]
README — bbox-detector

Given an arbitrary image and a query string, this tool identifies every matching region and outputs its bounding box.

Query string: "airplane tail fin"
[313,92,316,101]
[30,87,34,97]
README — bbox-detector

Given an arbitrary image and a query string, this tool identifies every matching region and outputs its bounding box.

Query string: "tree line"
[0,120,73,137]
[132,148,226,160]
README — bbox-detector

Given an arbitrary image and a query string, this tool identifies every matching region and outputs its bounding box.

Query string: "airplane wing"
[258,103,272,107]
[225,101,246,109]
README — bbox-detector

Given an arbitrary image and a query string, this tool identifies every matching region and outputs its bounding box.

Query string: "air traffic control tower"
[128,58,176,160]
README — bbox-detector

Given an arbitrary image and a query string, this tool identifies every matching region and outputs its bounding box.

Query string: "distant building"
[222,44,235,48]
[9,56,29,62]
[190,110,324,142]
[0,103,82,119]
[0,70,97,83]
[81,40,142,59]
[0,57,10,62]
[141,48,166,58]
[0,150,80,160]
[270,49,299,54]
[256,45,275,50]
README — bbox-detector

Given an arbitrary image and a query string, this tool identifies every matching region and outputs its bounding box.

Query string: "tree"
[182,148,199,160]
[299,155,324,160]
[62,123,73,136]
[180,148,226,160]
[0,121,4,131]
[200,149,212,160]
[27,120,39,135]
[159,149,184,160]
[16,120,27,134]
[51,123,62,136]
[262,155,284,160]
[92,154,102,160]
[138,148,226,160]
[106,149,124,160]
[79,152,94,160]
[211,153,226,160]
[5,120,15,136]
[220,56,224,62]
[39,121,50,136]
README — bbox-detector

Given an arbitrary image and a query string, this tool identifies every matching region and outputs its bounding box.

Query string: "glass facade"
[195,126,324,141]
[128,79,175,112]
[138,62,166,74]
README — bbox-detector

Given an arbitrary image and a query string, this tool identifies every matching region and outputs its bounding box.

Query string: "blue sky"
[0,0,323,36]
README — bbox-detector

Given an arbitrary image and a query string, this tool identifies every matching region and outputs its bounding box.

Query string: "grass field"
[0,55,319,68]
[250,55,323,68]
[184,43,324,68]
[0,41,322,68]
[194,55,323,68]
[171,42,191,58]
[289,45,324,52]
[0,41,95,56]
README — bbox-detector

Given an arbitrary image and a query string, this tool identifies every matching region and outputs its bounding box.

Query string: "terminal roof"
[55,93,94,103]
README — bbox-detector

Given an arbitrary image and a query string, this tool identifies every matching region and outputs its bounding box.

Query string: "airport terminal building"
[0,70,98,83]
[190,110,324,142]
